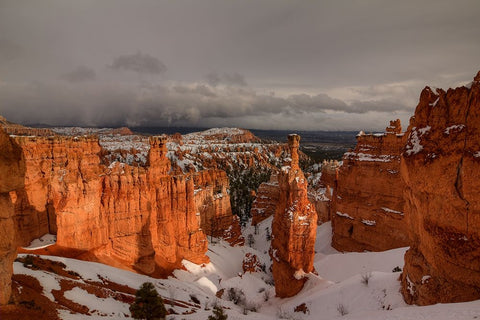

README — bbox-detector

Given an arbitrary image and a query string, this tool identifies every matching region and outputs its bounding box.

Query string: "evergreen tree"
[130,282,167,320]
[208,305,228,320]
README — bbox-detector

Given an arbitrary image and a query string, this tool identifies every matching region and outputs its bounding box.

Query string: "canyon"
[2,72,480,313]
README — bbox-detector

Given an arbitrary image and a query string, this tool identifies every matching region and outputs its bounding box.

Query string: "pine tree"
[130,282,167,320]
[208,305,228,320]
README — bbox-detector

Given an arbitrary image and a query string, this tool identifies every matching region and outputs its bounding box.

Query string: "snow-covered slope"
[12,220,480,319]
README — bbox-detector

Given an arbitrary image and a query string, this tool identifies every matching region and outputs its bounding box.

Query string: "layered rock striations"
[250,175,279,226]
[270,134,317,297]
[0,128,25,304]
[10,135,210,277]
[192,169,243,245]
[331,120,408,252]
[401,72,480,305]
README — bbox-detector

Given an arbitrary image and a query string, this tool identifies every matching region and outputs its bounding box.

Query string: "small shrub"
[23,255,35,268]
[129,282,167,320]
[227,288,245,305]
[263,290,271,302]
[392,266,402,272]
[208,305,228,320]
[247,234,255,247]
[189,294,200,304]
[361,272,372,286]
[337,303,348,316]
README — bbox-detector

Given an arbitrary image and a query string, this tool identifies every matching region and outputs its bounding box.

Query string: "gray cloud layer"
[0,0,478,130]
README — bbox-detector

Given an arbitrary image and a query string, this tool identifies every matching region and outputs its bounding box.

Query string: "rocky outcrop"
[401,72,480,305]
[270,134,317,298]
[242,253,263,273]
[250,175,279,226]
[193,169,244,245]
[0,128,25,305]
[10,135,210,276]
[331,120,409,252]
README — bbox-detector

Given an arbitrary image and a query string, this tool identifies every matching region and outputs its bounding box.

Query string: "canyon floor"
[6,217,480,320]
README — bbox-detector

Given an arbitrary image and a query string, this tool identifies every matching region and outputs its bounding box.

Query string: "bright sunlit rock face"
[270,134,318,297]
[0,127,25,305]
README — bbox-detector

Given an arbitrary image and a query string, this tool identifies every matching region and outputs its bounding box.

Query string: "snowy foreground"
[16,218,480,319]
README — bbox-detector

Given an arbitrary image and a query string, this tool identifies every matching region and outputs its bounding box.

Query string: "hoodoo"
[401,71,480,305]
[270,134,317,297]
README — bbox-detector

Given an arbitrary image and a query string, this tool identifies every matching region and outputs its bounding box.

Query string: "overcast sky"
[0,0,479,131]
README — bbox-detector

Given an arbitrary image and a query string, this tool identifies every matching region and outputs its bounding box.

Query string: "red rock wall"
[250,175,279,226]
[0,128,25,305]
[193,169,244,245]
[331,120,409,252]
[401,72,480,305]
[270,134,317,298]
[11,135,210,276]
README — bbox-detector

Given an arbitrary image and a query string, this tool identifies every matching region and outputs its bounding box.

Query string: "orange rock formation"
[250,175,279,226]
[10,135,216,277]
[270,134,317,297]
[331,120,409,252]
[0,128,25,305]
[401,72,480,305]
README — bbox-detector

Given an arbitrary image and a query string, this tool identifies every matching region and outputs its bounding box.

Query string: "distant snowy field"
[17,219,480,319]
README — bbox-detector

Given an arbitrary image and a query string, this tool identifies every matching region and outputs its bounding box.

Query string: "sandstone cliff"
[401,72,480,305]
[0,128,25,304]
[270,134,317,297]
[250,175,279,226]
[331,120,409,252]
[10,135,210,277]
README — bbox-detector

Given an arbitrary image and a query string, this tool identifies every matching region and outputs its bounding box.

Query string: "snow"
[362,219,376,226]
[430,97,440,107]
[445,124,465,135]
[336,211,354,220]
[344,152,397,163]
[12,217,480,320]
[405,126,430,156]
[381,207,403,215]
[63,287,130,318]
[22,233,57,250]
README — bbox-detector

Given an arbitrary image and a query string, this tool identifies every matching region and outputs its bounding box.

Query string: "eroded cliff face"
[0,128,25,305]
[11,135,210,276]
[192,169,243,245]
[270,134,317,298]
[250,175,279,226]
[308,160,340,224]
[331,120,409,252]
[401,72,480,305]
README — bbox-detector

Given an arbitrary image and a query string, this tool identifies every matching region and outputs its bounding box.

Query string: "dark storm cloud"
[0,79,414,130]
[61,66,96,83]
[109,52,167,75]
[0,0,478,130]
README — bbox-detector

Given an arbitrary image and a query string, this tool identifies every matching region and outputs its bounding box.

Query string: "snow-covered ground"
[15,219,480,319]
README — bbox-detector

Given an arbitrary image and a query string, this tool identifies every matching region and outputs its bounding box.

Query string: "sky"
[0,0,479,131]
